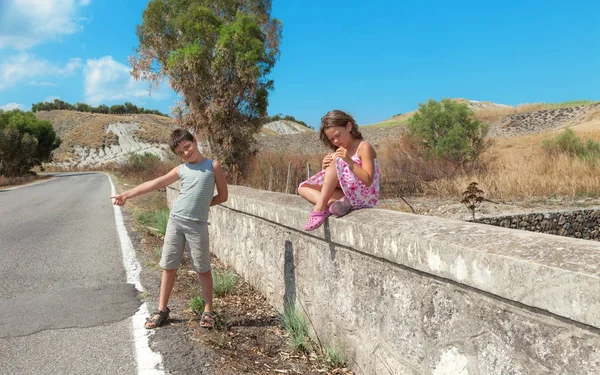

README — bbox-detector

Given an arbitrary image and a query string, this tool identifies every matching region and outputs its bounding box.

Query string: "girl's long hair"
[319,110,363,150]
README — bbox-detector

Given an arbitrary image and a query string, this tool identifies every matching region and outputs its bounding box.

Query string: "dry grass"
[425,127,600,199]
[245,123,600,203]
[243,151,324,193]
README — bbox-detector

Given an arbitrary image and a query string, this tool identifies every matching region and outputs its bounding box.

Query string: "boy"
[110,128,228,329]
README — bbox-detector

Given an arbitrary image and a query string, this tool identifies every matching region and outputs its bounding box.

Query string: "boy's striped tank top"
[171,158,215,222]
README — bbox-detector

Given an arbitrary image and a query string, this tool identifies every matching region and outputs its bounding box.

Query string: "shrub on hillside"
[407,98,489,164]
[0,109,61,176]
[379,137,491,197]
[542,128,600,163]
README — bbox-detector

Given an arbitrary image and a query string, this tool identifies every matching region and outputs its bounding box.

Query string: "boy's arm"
[110,166,179,206]
[210,160,228,206]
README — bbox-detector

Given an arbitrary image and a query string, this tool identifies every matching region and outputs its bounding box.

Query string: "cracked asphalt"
[0,173,142,375]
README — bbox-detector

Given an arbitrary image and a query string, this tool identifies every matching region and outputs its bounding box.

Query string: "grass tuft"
[213,270,238,297]
[281,306,311,353]
[137,208,170,236]
[188,296,206,314]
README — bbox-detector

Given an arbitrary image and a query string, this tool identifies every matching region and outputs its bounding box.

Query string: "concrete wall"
[476,208,600,241]
[169,184,600,374]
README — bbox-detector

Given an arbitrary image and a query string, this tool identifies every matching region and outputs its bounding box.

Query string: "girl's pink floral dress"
[299,145,380,208]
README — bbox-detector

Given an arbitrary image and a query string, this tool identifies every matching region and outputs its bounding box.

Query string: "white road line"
[107,174,165,375]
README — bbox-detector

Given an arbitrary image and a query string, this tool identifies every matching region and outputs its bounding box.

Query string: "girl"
[298,110,380,231]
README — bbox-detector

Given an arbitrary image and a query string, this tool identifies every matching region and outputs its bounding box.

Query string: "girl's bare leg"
[298,184,344,206]
[313,162,340,211]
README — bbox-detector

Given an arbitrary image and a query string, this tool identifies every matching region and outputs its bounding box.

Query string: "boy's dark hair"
[169,128,194,153]
[319,110,363,150]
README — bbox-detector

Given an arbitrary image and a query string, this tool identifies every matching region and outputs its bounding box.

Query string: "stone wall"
[476,208,600,241]
[168,184,600,374]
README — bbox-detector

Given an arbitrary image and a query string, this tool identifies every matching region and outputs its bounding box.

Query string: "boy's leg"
[158,269,178,311]
[145,216,185,328]
[197,270,213,312]
[185,221,214,325]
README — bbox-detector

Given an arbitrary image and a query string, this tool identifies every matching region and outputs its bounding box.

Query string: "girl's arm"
[345,142,377,187]
[210,160,228,206]
[110,166,179,206]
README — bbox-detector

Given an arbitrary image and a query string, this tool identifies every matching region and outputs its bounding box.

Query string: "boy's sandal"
[329,196,352,217]
[199,311,217,329]
[304,210,331,231]
[144,308,170,329]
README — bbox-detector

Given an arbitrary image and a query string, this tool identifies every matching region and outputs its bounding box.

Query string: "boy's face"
[174,138,201,163]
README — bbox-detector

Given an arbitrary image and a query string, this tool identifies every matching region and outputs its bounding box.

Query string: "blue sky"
[0,0,598,128]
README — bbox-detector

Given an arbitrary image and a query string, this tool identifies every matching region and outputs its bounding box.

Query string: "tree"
[0,110,61,176]
[131,0,282,177]
[407,98,488,164]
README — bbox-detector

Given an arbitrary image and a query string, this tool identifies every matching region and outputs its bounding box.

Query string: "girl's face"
[324,124,353,149]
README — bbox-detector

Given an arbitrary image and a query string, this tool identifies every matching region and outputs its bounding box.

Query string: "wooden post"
[306,162,311,180]
[268,166,274,191]
[285,162,292,194]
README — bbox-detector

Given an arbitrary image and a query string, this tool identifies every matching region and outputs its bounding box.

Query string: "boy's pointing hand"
[110,194,127,206]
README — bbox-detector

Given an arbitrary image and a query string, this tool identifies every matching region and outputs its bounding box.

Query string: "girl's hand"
[335,147,352,163]
[322,153,334,169]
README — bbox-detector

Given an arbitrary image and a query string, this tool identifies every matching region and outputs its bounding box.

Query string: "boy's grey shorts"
[160,215,211,273]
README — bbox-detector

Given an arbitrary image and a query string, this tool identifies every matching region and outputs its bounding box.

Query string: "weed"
[325,341,348,369]
[213,270,238,297]
[188,296,206,314]
[137,208,170,235]
[152,246,162,259]
[281,306,311,353]
[461,182,485,221]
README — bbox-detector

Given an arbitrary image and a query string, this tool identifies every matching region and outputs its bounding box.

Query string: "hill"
[258,101,600,155]
[36,100,600,167]
[366,99,599,133]
[36,110,313,168]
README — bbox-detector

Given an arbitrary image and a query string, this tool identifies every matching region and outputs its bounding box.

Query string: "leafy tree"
[407,98,488,164]
[0,110,61,176]
[75,102,92,112]
[109,104,126,114]
[131,0,282,177]
[31,100,168,116]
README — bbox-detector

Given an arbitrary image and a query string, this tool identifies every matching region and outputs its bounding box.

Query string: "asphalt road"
[0,173,142,375]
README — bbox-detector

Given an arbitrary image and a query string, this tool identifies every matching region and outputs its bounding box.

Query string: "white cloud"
[0,53,82,91]
[84,56,170,105]
[0,102,26,111]
[0,0,91,50]
[28,80,58,87]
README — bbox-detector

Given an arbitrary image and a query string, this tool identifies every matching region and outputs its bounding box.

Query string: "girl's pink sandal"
[304,210,331,231]
[329,196,352,217]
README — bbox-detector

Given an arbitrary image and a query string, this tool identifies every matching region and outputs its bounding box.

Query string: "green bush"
[542,128,600,164]
[407,98,488,164]
[0,109,61,176]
